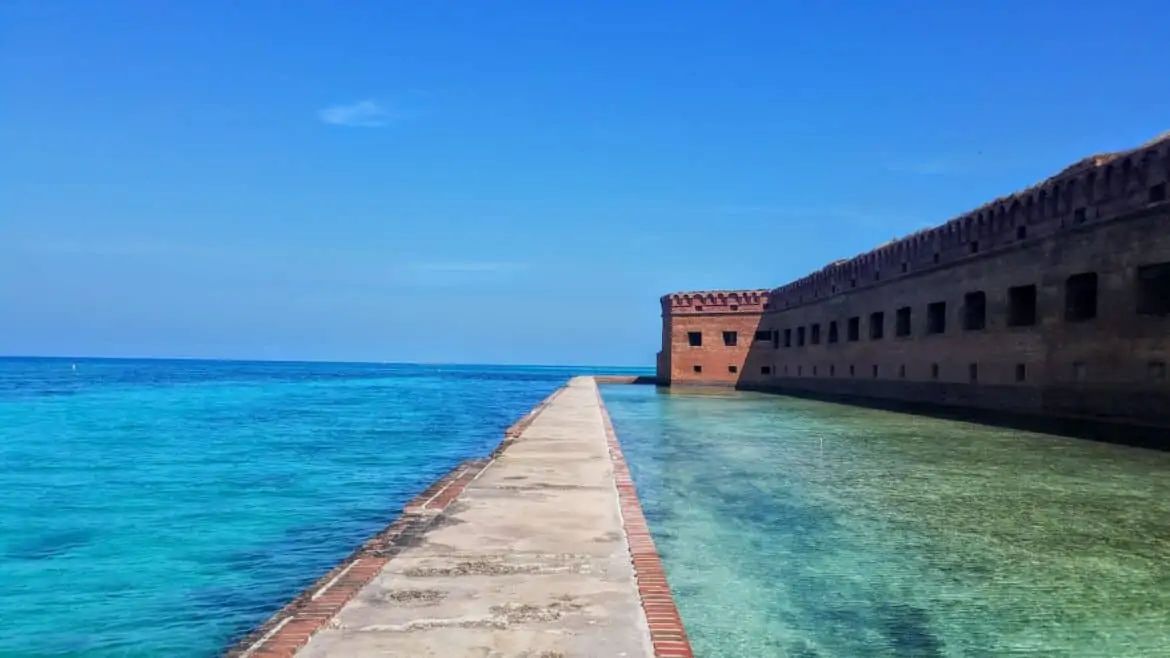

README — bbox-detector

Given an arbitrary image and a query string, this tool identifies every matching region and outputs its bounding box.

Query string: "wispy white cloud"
[406,261,528,274]
[318,100,395,128]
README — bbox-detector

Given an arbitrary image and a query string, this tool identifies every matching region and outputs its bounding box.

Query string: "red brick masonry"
[596,385,696,658]
[224,379,692,657]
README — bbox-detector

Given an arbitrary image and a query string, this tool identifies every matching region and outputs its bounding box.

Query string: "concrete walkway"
[295,377,656,658]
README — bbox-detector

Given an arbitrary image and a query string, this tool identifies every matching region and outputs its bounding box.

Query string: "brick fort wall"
[659,132,1170,430]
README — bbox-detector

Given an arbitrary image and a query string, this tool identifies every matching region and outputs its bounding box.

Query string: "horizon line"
[0,354,654,371]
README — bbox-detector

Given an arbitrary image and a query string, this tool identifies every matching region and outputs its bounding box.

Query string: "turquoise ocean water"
[601,384,1170,658]
[0,359,644,657]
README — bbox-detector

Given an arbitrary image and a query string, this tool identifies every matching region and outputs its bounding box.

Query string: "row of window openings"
[685,263,1170,349]
[695,361,1170,383]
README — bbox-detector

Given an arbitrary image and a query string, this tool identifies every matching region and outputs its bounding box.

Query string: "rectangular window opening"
[1015,363,1027,382]
[1149,361,1166,382]
[828,321,839,344]
[1151,183,1167,203]
[687,331,702,347]
[761,365,772,375]
[869,311,885,340]
[963,291,987,331]
[1016,225,1027,240]
[872,364,879,379]
[895,306,912,337]
[969,241,980,254]
[728,365,738,374]
[754,329,773,342]
[830,365,836,377]
[933,253,941,264]
[784,328,792,348]
[1073,208,1086,224]
[1137,262,1170,315]
[723,330,739,347]
[849,365,855,377]
[810,323,822,345]
[1065,272,1098,322]
[693,365,702,373]
[812,366,818,376]
[797,326,806,347]
[901,262,908,273]
[729,304,739,311]
[847,316,861,342]
[898,364,906,379]
[927,301,947,334]
[968,363,978,383]
[931,363,940,380]
[1008,285,1038,327]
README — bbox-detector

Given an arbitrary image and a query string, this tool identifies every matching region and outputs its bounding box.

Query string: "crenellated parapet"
[662,289,771,315]
[766,132,1170,311]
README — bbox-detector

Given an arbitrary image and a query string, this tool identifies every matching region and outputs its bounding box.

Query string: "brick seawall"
[225,376,692,658]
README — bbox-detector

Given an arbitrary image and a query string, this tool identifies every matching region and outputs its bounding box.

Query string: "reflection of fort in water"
[657,132,1170,434]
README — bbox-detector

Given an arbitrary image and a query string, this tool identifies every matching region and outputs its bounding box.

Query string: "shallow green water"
[601,385,1170,657]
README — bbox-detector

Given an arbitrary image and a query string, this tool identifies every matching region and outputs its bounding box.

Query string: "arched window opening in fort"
[872,364,879,379]
[1151,183,1167,203]
[797,326,806,347]
[693,365,702,373]
[1122,159,1134,192]
[1065,273,1098,322]
[1016,225,1027,240]
[1008,285,1038,326]
[754,329,773,343]
[761,365,772,375]
[1085,172,1097,203]
[847,317,861,342]
[968,363,979,383]
[1149,361,1167,382]
[933,252,940,264]
[1050,184,1061,216]
[901,262,908,274]
[1104,166,1115,198]
[963,291,987,331]
[931,363,940,380]
[898,364,906,379]
[688,331,702,347]
[1015,363,1027,382]
[1038,190,1048,218]
[828,321,839,344]
[728,365,738,374]
[895,307,912,337]
[784,329,792,347]
[723,331,739,347]
[810,323,821,344]
[927,302,947,334]
[1136,262,1170,315]
[869,312,885,340]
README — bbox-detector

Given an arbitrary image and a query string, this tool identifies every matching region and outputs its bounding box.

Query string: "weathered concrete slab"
[294,376,656,658]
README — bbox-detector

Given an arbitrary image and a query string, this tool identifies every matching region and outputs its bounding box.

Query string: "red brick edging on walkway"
[595,383,696,658]
[223,385,567,658]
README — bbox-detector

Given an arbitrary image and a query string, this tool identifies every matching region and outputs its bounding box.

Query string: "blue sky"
[2,1,1167,366]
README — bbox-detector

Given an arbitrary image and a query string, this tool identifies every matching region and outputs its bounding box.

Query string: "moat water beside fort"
[601,384,1170,657]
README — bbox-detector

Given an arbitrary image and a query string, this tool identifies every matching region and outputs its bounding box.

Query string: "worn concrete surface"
[296,377,655,658]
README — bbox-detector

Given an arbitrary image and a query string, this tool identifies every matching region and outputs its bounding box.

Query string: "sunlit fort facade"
[657,132,1170,432]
